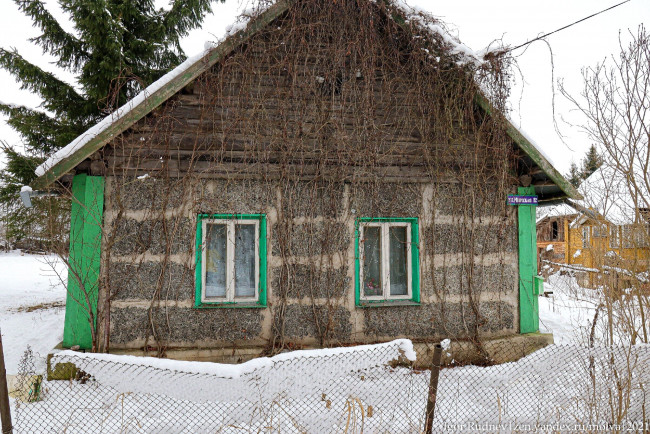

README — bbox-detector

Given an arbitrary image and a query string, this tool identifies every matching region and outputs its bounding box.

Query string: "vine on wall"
[55,0,521,356]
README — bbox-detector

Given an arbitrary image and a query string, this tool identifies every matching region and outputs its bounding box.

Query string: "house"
[27,0,580,362]
[536,165,650,288]
[536,204,578,268]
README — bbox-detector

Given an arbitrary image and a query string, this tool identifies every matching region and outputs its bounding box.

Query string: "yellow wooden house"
[537,166,650,288]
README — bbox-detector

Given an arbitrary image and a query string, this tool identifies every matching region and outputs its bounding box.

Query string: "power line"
[507,0,631,53]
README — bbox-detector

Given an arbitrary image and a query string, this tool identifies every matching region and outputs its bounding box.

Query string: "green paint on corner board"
[518,186,539,333]
[62,174,104,349]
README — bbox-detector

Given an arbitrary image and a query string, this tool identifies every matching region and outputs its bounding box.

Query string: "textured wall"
[102,176,519,356]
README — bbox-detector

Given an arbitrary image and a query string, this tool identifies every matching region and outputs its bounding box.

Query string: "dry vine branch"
[46,0,522,358]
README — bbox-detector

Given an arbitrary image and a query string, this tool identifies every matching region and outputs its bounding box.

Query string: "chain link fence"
[11,340,650,433]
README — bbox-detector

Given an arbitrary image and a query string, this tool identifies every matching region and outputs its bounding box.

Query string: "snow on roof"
[34,6,261,178]
[394,3,563,172]
[505,114,558,168]
[576,164,649,225]
[536,203,577,223]
[535,162,650,226]
[35,46,214,177]
[391,0,484,66]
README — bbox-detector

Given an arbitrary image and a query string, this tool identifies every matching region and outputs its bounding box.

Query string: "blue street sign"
[507,195,538,206]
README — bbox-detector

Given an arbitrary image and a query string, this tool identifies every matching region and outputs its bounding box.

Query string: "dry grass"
[13,300,65,313]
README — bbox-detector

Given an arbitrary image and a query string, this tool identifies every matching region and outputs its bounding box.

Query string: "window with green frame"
[355,217,420,306]
[195,214,267,307]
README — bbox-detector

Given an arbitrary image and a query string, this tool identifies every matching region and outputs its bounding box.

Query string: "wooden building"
[28,0,579,362]
[536,167,650,288]
[536,204,578,268]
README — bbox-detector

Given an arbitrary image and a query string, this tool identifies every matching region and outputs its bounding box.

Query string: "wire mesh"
[12,341,650,433]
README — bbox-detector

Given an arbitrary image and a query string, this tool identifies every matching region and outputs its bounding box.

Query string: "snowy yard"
[540,268,649,346]
[539,272,599,344]
[0,251,66,374]
[13,337,650,432]
[2,253,650,432]
[0,251,607,375]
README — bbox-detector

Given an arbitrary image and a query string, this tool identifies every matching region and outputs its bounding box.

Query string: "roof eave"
[32,0,579,201]
[474,93,583,202]
[30,0,293,190]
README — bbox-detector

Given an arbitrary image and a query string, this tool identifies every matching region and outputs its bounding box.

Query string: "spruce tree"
[567,161,581,188]
[0,0,221,246]
[581,144,602,180]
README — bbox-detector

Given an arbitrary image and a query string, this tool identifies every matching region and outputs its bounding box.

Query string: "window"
[622,225,633,248]
[355,218,420,305]
[621,224,650,248]
[551,221,559,240]
[582,226,590,248]
[195,214,267,307]
[592,224,607,238]
[609,225,620,248]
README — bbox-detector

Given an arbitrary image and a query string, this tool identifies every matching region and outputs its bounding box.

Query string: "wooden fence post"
[0,330,13,434]
[424,343,443,434]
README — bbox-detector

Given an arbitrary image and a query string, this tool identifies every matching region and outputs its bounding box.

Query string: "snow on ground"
[18,339,650,432]
[0,251,634,373]
[3,255,649,431]
[0,251,67,374]
[539,269,650,346]
[539,272,598,344]
[0,250,628,373]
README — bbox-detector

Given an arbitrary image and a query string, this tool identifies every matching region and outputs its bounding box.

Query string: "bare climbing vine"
[49,0,523,358]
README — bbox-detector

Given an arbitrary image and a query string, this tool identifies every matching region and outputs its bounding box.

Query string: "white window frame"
[359,222,412,301]
[201,218,259,303]
[634,224,650,248]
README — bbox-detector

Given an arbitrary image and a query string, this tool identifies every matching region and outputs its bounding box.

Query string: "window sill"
[194,302,266,309]
[357,300,420,308]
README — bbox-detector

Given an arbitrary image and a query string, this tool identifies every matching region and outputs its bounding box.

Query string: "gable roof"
[474,95,581,202]
[30,0,581,202]
[575,164,649,225]
[535,203,578,224]
[31,0,292,190]
[533,162,648,227]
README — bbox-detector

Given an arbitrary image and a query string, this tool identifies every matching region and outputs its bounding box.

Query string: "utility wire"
[507,0,631,53]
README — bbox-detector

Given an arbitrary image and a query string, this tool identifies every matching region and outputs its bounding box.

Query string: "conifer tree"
[580,144,602,180]
[564,146,603,190]
[567,161,581,188]
[0,0,220,245]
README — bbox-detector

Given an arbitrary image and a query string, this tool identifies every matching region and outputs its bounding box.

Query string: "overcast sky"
[0,0,647,174]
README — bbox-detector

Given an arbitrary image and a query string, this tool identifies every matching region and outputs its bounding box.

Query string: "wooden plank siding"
[101,26,506,182]
[30,0,294,190]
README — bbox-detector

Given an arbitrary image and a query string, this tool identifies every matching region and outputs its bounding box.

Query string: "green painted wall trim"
[354,217,420,306]
[63,174,104,349]
[195,214,267,308]
[517,186,539,334]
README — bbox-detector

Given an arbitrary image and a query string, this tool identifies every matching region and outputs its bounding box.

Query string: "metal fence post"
[0,330,13,434]
[424,343,442,434]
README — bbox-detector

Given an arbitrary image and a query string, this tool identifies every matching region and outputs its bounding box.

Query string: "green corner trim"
[517,186,539,334]
[475,93,582,201]
[354,217,420,306]
[195,214,267,308]
[31,0,294,190]
[63,174,104,349]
